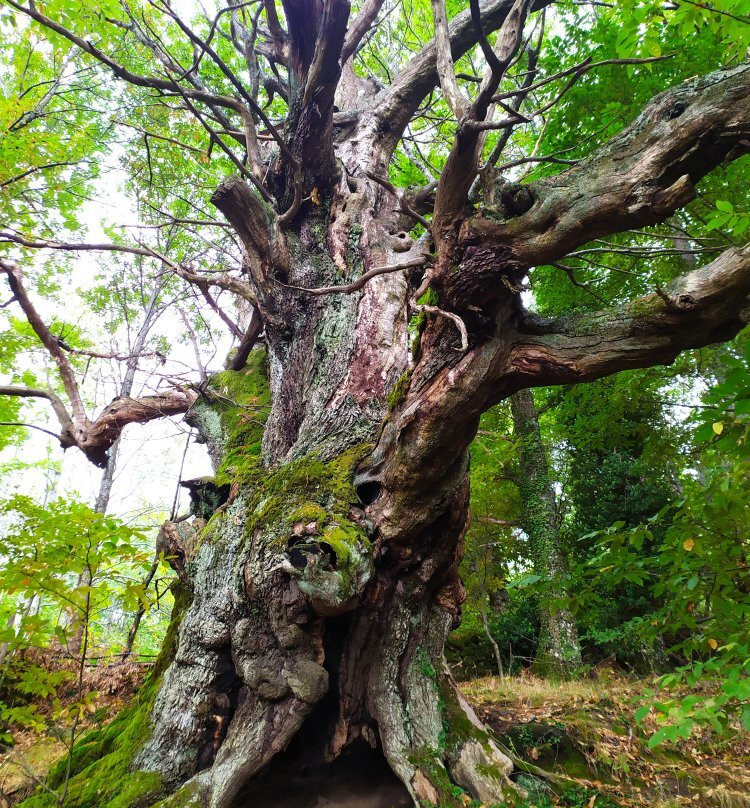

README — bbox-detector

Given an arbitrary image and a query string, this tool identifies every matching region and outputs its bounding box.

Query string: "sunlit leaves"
[0,495,160,742]
[572,384,750,744]
[607,0,750,63]
[0,22,110,235]
[706,200,750,237]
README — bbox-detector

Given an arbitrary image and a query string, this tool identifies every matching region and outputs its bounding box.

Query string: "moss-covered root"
[441,680,518,805]
[150,782,204,808]
[369,604,519,808]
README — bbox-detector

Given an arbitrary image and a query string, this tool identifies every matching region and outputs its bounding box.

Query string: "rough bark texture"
[126,172,517,807]
[510,388,581,675]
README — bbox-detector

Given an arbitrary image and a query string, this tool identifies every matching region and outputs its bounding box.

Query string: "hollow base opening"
[233,740,412,808]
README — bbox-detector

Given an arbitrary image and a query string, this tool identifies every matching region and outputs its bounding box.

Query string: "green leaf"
[647,727,671,748]
[634,705,651,723]
[742,704,750,732]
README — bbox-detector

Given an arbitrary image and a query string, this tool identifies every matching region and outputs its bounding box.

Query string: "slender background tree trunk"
[510,388,581,675]
[69,280,163,657]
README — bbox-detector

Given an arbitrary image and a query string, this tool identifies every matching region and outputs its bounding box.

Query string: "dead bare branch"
[412,303,469,351]
[281,257,428,296]
[431,0,469,119]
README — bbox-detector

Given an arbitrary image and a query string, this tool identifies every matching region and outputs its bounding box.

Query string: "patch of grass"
[463,674,605,710]
[0,736,65,798]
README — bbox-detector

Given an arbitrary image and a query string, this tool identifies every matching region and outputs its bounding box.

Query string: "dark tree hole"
[234,736,410,808]
[181,478,231,520]
[355,481,382,506]
[234,614,410,806]
[286,537,337,570]
[197,645,242,772]
[668,101,688,119]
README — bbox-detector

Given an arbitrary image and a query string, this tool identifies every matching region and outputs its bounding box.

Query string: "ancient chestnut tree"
[2,1,750,806]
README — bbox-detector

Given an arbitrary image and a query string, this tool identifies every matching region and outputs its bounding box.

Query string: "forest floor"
[1,668,748,807]
[462,673,750,808]
[0,659,148,806]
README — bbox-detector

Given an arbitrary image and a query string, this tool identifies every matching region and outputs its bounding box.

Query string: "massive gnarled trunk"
[131,166,519,807]
[128,69,750,796]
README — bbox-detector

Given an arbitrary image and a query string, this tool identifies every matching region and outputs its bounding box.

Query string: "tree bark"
[510,388,581,675]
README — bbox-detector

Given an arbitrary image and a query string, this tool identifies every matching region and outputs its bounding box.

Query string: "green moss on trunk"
[387,370,413,410]
[205,349,272,481]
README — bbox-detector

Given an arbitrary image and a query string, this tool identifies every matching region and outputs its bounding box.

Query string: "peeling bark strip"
[6,0,750,805]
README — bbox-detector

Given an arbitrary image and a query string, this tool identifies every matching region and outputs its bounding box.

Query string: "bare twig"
[281,257,428,296]
[412,303,469,351]
[0,422,64,441]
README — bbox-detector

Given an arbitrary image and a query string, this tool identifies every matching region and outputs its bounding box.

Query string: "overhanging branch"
[79,392,196,467]
[0,260,197,466]
[466,63,750,268]
[341,0,386,64]
[508,245,750,387]
[0,384,76,447]
[363,244,750,543]
[1,259,88,428]
[431,0,469,119]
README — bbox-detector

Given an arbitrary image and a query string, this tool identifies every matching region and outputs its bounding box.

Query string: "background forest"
[0,0,749,806]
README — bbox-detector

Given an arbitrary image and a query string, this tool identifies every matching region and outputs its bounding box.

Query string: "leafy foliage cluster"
[0,495,162,738]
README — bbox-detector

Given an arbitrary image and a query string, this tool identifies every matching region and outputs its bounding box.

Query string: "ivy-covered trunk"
[510,389,581,675]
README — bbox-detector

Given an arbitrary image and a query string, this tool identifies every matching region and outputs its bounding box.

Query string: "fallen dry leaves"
[460,672,750,808]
